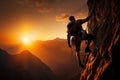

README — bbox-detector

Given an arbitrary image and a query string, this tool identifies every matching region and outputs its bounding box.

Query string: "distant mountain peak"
[54,37,65,40]
[20,50,31,54]
[55,37,61,40]
[0,48,7,52]
[0,49,55,80]
[18,50,36,59]
[0,48,9,56]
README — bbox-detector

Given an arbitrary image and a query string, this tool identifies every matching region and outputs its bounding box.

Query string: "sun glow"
[22,37,31,45]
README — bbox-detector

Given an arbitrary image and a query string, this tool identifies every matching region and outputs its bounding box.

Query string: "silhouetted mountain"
[0,48,55,80]
[80,0,120,80]
[0,48,11,80]
[0,38,85,80]
[31,38,80,80]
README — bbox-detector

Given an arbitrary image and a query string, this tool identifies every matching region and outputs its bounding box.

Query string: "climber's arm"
[80,8,94,24]
[80,14,92,24]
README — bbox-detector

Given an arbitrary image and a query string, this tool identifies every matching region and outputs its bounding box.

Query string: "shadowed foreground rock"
[80,0,120,80]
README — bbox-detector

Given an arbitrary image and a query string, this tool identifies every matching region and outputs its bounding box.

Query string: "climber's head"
[69,16,75,21]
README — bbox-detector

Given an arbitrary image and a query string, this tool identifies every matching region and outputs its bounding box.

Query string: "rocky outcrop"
[80,0,120,80]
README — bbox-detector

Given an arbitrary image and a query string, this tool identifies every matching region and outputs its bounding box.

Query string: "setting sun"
[22,37,31,45]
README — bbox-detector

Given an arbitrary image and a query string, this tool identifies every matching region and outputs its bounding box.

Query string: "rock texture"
[80,0,120,80]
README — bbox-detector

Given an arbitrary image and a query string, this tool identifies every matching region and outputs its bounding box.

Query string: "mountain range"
[0,48,55,80]
[0,38,86,80]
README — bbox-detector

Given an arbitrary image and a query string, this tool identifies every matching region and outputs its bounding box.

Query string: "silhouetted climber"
[67,12,93,67]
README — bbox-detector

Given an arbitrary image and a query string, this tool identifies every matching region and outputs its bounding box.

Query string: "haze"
[0,0,88,45]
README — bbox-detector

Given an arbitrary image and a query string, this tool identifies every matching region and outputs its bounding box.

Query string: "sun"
[22,37,31,45]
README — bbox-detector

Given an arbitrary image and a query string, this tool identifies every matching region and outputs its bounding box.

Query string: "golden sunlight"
[22,37,31,45]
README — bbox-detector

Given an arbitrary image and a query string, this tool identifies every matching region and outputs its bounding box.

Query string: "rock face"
[80,0,120,80]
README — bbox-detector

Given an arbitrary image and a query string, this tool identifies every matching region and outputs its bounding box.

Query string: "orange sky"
[0,0,88,44]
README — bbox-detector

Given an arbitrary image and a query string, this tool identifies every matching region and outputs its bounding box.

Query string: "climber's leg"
[76,51,83,67]
[75,36,83,67]
[85,39,91,53]
[85,34,93,53]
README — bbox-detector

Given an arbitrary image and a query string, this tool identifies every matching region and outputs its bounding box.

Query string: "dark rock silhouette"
[80,0,120,80]
[0,49,55,80]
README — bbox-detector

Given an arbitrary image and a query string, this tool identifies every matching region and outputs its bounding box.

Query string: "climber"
[67,13,93,67]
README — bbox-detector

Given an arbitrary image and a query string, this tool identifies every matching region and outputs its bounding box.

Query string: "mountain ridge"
[0,48,55,80]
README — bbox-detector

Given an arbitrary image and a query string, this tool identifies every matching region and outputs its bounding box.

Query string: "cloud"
[37,7,53,13]
[56,13,69,22]
[34,0,57,7]
[34,0,56,13]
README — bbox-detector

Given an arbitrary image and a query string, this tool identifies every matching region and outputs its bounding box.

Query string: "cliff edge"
[80,0,120,80]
